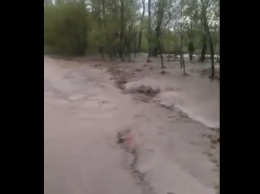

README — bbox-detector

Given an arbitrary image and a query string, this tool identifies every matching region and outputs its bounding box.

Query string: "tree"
[179,0,188,75]
[200,0,219,79]
[152,0,166,57]
[138,0,146,51]
[44,0,219,78]
[147,0,152,62]
[44,2,88,55]
[184,0,199,61]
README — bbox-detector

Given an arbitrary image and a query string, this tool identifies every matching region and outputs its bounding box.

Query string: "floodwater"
[44,55,219,194]
[44,56,143,194]
[115,54,220,128]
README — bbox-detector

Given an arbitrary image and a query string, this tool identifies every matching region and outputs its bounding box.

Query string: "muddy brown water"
[44,55,219,194]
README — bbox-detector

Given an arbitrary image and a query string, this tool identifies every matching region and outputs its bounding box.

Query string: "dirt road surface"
[44,55,219,194]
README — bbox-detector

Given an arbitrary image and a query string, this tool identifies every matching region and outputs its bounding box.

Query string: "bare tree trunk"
[126,22,134,62]
[93,1,103,58]
[147,0,152,62]
[201,0,215,79]
[209,40,215,79]
[205,27,215,79]
[138,0,145,51]
[99,46,104,59]
[180,33,184,70]
[152,26,161,57]
[119,0,125,61]
[152,0,165,58]
[200,33,207,62]
[188,41,195,61]
[189,51,193,61]
[180,36,188,76]
[133,32,137,58]
[180,0,188,76]
[188,21,195,61]
[159,42,165,68]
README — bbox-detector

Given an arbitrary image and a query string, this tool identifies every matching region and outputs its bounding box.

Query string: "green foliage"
[44,0,219,57]
[44,3,88,56]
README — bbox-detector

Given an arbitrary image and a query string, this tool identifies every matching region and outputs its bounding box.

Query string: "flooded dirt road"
[44,56,143,194]
[44,56,219,194]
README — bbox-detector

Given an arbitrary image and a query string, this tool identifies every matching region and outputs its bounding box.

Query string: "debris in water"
[117,132,125,144]
[165,87,174,91]
[115,76,128,89]
[116,76,127,84]
[116,129,131,144]
[211,138,219,144]
[160,70,167,75]
[134,68,143,72]
[135,85,160,96]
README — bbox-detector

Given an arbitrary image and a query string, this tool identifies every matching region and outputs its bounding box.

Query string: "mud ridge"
[117,130,156,194]
[109,63,219,194]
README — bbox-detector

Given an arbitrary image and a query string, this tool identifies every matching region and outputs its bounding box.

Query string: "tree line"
[44,0,219,78]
